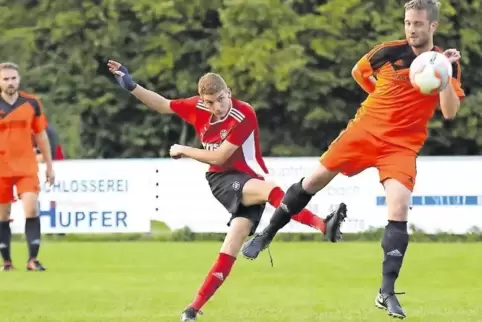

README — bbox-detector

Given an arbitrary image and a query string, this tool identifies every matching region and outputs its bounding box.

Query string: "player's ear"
[430,21,438,32]
[226,88,232,98]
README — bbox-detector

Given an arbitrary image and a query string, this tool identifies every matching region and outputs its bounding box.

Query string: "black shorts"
[206,171,265,236]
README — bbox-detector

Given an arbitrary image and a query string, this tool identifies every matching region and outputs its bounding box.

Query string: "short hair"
[198,73,228,96]
[0,62,19,72]
[404,0,441,22]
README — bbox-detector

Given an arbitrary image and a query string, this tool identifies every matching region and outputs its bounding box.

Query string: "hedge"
[10,221,482,243]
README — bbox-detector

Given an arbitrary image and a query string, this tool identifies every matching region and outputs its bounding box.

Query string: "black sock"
[264,179,313,238]
[25,217,41,261]
[381,220,409,294]
[0,221,12,262]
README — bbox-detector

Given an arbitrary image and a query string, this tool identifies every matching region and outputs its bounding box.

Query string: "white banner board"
[154,156,482,234]
[9,156,482,234]
[10,160,154,234]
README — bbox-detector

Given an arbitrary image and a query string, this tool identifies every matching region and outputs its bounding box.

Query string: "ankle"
[190,295,204,311]
[262,226,278,239]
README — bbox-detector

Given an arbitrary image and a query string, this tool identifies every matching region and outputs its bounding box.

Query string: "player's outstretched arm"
[107,60,173,114]
[170,141,239,166]
[130,85,174,115]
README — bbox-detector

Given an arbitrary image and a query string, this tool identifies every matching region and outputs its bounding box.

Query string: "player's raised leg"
[18,176,46,271]
[241,166,346,259]
[242,123,379,260]
[241,178,335,234]
[180,216,255,321]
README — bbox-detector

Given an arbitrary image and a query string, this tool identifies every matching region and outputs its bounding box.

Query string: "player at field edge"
[0,62,55,272]
[241,0,465,319]
[107,60,347,321]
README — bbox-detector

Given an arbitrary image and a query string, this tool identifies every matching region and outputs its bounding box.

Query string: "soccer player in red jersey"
[0,62,55,271]
[108,60,347,321]
[242,0,464,319]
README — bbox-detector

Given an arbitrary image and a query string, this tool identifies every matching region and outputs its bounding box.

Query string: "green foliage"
[11,222,482,243]
[0,0,480,157]
[170,226,196,241]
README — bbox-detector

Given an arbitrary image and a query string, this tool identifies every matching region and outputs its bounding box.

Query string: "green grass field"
[0,241,480,322]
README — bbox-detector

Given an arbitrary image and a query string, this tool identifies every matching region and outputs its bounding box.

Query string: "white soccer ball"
[409,51,452,95]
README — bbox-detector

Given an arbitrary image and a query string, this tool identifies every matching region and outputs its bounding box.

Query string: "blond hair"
[198,73,228,96]
[404,0,441,22]
[0,62,19,72]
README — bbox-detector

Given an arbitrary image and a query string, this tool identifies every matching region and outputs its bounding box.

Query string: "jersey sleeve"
[357,43,393,75]
[169,96,199,125]
[30,97,48,134]
[450,61,465,99]
[226,110,256,146]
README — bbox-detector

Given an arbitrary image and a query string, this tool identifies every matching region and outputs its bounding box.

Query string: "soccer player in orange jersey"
[0,62,55,271]
[242,0,464,319]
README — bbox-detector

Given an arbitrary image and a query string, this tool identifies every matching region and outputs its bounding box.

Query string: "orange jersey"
[0,91,48,177]
[353,40,465,152]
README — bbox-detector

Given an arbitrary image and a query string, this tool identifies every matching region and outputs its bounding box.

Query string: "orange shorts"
[320,123,417,191]
[0,176,40,203]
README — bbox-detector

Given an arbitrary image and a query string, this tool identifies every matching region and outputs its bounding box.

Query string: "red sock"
[190,253,236,311]
[268,186,325,233]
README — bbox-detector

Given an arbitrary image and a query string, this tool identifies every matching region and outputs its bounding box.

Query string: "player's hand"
[442,49,461,63]
[169,144,185,159]
[107,60,137,91]
[45,166,55,187]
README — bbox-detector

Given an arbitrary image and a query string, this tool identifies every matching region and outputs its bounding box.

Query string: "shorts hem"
[379,176,415,192]
[228,204,265,236]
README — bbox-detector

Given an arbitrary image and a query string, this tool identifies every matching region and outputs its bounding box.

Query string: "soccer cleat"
[323,202,348,242]
[241,230,274,260]
[375,289,406,319]
[1,263,14,271]
[26,260,46,271]
[180,307,202,321]
[242,202,348,260]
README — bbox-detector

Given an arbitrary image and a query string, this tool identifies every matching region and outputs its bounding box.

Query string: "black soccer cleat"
[241,230,274,260]
[323,202,348,242]
[180,307,202,321]
[375,289,406,319]
[1,263,14,271]
[242,203,348,260]
[26,260,46,271]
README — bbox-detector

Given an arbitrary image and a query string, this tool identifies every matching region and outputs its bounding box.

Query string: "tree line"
[1,0,480,158]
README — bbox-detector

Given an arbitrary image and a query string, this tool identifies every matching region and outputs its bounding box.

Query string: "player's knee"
[221,217,253,257]
[387,200,409,221]
[23,202,38,218]
[20,192,39,218]
[25,210,38,219]
[302,165,337,194]
[241,179,275,206]
[383,179,411,221]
